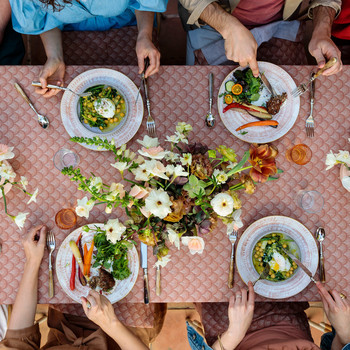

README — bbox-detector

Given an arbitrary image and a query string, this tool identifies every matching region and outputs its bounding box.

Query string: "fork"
[143,77,156,136]
[252,264,270,287]
[305,73,315,137]
[31,81,92,98]
[292,57,337,98]
[228,229,238,289]
[46,231,56,298]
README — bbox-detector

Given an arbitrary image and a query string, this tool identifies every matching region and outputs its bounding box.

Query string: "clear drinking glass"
[53,149,80,171]
[296,190,324,213]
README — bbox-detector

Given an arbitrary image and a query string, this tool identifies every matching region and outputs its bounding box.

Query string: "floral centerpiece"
[325,138,350,191]
[63,122,280,267]
[0,144,39,229]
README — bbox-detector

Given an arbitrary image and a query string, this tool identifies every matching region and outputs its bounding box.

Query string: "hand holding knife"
[135,58,150,104]
[140,242,150,304]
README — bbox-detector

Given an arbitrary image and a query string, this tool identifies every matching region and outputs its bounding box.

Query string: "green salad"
[79,85,126,131]
[252,233,299,282]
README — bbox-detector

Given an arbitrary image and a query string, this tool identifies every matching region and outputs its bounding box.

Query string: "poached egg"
[269,250,291,272]
[94,98,115,119]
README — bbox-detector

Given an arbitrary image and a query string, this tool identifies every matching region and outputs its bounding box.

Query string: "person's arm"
[308,6,342,76]
[0,0,11,43]
[316,282,350,350]
[212,282,255,350]
[198,2,259,76]
[82,290,149,350]
[135,10,160,78]
[8,225,47,330]
[34,27,65,98]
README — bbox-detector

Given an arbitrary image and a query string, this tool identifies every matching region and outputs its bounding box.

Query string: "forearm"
[102,319,148,350]
[199,2,245,39]
[135,10,154,40]
[0,0,11,43]
[212,328,242,350]
[8,261,39,330]
[40,27,63,60]
[312,6,336,37]
[331,333,350,350]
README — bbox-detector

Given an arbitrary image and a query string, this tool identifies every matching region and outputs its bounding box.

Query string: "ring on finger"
[86,301,92,309]
[236,294,242,299]
[340,293,347,300]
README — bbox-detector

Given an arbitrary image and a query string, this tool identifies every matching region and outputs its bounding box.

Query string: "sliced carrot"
[236,120,278,131]
[83,243,88,275]
[85,239,94,277]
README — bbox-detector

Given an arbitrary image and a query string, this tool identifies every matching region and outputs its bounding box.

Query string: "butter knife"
[282,248,316,283]
[140,243,150,304]
[260,72,277,97]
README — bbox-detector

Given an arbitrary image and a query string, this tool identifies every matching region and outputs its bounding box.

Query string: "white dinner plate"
[60,68,143,151]
[236,216,318,299]
[218,62,300,143]
[56,223,139,304]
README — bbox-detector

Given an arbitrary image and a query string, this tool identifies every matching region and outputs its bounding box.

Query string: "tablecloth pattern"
[0,65,349,309]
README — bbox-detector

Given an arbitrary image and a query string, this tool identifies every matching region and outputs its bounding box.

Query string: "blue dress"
[9,0,167,34]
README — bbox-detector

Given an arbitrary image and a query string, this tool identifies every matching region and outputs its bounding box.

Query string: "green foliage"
[183,175,207,198]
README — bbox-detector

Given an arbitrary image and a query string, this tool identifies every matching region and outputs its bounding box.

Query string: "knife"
[135,58,150,105]
[140,242,150,304]
[260,72,277,97]
[282,248,316,283]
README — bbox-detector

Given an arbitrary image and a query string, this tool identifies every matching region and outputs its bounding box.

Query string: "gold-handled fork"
[292,58,337,98]
[46,231,56,298]
[228,229,238,289]
[252,264,270,287]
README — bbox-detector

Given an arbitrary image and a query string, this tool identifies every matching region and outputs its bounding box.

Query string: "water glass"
[296,190,324,213]
[53,149,80,171]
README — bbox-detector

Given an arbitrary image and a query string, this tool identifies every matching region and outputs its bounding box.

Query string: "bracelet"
[217,334,225,350]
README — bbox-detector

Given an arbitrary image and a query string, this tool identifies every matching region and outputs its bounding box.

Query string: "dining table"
[0,64,349,323]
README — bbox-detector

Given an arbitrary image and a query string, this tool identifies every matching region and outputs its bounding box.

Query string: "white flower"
[129,185,149,199]
[342,176,350,191]
[89,177,103,191]
[144,189,172,219]
[336,151,350,166]
[165,152,180,163]
[180,153,192,166]
[20,176,28,190]
[124,149,136,160]
[325,151,337,170]
[176,122,192,134]
[105,205,112,214]
[226,161,238,170]
[0,145,14,162]
[165,135,180,143]
[138,146,169,160]
[213,169,228,184]
[111,161,130,173]
[0,164,15,181]
[76,197,95,218]
[210,193,234,217]
[137,135,159,148]
[154,255,171,268]
[181,236,205,255]
[27,188,39,204]
[132,163,151,181]
[107,182,125,200]
[140,206,151,218]
[174,131,188,144]
[135,155,145,164]
[167,227,180,250]
[11,212,28,230]
[105,218,126,244]
[165,164,175,176]
[144,160,169,180]
[173,165,189,178]
[226,209,243,234]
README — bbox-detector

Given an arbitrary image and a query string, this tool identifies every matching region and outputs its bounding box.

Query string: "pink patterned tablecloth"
[0,65,349,309]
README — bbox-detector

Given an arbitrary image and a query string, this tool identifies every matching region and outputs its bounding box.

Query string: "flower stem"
[1,187,8,214]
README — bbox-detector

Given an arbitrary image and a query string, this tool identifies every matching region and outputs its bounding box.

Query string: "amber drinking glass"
[286,144,312,165]
[55,208,77,230]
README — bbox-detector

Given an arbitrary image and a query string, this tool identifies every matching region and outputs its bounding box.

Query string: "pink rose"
[181,236,205,255]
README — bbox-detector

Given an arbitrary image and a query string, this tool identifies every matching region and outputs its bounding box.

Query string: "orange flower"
[249,144,278,183]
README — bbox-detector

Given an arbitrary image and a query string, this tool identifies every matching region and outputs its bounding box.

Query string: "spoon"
[31,81,92,98]
[316,227,326,283]
[252,264,270,287]
[14,83,49,129]
[205,73,215,127]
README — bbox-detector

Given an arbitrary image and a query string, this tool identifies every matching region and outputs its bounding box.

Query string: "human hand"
[35,57,65,98]
[136,34,160,78]
[23,225,47,268]
[222,23,259,77]
[82,290,119,330]
[317,282,350,345]
[308,35,342,76]
[226,281,255,343]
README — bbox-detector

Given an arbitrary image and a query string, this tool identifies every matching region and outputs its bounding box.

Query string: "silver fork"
[292,58,337,98]
[31,81,92,98]
[143,77,156,136]
[305,73,315,137]
[228,229,238,289]
[46,231,56,298]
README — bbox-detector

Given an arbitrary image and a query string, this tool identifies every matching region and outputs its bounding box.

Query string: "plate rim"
[55,222,139,304]
[217,62,300,143]
[236,215,318,299]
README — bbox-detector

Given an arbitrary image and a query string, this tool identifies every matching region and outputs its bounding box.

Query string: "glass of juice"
[286,144,312,165]
[55,208,77,229]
